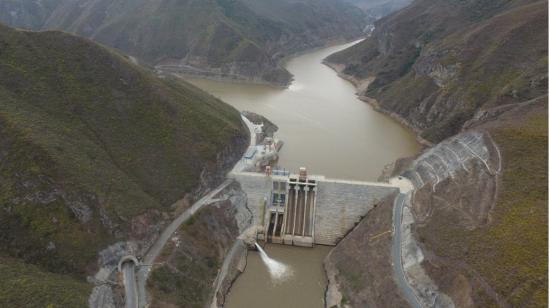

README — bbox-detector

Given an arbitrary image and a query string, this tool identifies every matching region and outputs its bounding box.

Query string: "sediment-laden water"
[188,41,420,182]
[224,244,331,308]
[187,41,420,307]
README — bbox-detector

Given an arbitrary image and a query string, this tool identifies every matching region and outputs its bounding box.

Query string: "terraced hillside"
[1,0,366,86]
[0,23,247,306]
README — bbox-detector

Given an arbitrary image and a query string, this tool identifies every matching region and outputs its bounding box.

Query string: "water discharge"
[255,243,292,281]
[189,41,420,307]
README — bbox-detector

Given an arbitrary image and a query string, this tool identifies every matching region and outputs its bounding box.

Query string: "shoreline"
[322,60,433,148]
[164,69,291,89]
[168,35,367,90]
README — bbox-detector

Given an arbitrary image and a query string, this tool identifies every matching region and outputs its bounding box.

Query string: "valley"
[0,0,547,307]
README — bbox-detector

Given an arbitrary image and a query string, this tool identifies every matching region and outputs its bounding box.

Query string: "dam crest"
[230,166,399,247]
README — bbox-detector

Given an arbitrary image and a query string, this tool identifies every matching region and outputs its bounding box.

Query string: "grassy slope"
[485,112,548,306]
[0,257,91,308]
[327,0,547,305]
[147,202,239,307]
[416,102,548,306]
[0,24,246,304]
[327,0,547,143]
[0,0,366,85]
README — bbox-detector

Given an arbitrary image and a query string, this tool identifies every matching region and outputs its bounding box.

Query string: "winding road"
[392,191,422,308]
[133,179,234,307]
[388,176,422,308]
[126,114,258,308]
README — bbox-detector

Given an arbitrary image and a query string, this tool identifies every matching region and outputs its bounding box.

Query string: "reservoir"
[188,40,420,181]
[187,41,420,307]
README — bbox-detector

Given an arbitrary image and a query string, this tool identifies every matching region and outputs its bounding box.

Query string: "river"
[187,41,420,308]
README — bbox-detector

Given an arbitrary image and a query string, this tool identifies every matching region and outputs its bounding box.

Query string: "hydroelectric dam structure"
[230,167,399,247]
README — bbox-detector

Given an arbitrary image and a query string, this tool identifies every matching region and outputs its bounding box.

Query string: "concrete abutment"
[230,168,399,247]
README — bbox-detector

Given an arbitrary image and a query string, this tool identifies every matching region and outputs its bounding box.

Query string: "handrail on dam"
[230,171,401,189]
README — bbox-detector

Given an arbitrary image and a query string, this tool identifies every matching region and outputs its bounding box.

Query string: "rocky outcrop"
[211,239,248,308]
[0,24,249,307]
[326,0,548,142]
[146,181,252,308]
[241,111,279,141]
[325,7,547,304]
[395,130,500,307]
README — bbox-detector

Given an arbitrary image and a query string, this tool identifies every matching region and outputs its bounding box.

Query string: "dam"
[188,40,420,308]
[231,167,398,247]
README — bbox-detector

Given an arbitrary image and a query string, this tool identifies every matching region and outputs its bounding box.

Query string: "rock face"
[408,99,547,307]
[399,130,500,307]
[324,193,409,308]
[325,97,547,307]
[0,0,367,86]
[0,24,248,306]
[326,0,548,142]
[324,0,547,302]
[146,181,252,308]
[403,131,500,229]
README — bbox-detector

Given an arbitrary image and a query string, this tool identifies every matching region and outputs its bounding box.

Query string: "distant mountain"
[0,23,247,306]
[342,0,413,19]
[0,0,366,86]
[327,0,547,143]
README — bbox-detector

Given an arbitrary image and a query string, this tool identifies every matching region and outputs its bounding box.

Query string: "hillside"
[324,0,548,306]
[326,0,547,143]
[327,97,548,307]
[342,0,412,19]
[0,0,366,86]
[0,23,247,306]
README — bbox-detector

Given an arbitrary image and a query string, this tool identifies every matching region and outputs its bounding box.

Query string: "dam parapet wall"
[229,170,398,246]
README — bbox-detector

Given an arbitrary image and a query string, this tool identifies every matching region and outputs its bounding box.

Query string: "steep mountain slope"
[0,23,247,306]
[0,0,366,86]
[343,0,413,19]
[327,0,547,143]
[0,0,60,29]
[327,98,547,307]
[324,0,548,306]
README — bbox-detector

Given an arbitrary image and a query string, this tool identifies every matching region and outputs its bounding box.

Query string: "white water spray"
[255,243,292,281]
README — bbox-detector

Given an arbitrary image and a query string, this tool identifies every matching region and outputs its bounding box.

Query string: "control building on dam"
[230,167,399,247]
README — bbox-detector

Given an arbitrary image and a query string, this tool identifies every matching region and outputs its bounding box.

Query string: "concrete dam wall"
[315,179,398,245]
[230,170,398,246]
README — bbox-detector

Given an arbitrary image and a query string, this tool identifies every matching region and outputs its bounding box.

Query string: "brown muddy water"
[188,40,420,182]
[224,244,332,308]
[187,41,420,307]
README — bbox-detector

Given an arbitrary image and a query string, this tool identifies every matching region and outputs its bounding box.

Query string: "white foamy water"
[255,243,292,281]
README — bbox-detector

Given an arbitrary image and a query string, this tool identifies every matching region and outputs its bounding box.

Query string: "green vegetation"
[148,204,239,307]
[482,114,548,306]
[328,0,547,305]
[0,23,246,304]
[327,0,547,143]
[417,110,548,306]
[0,257,91,307]
[0,0,366,85]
